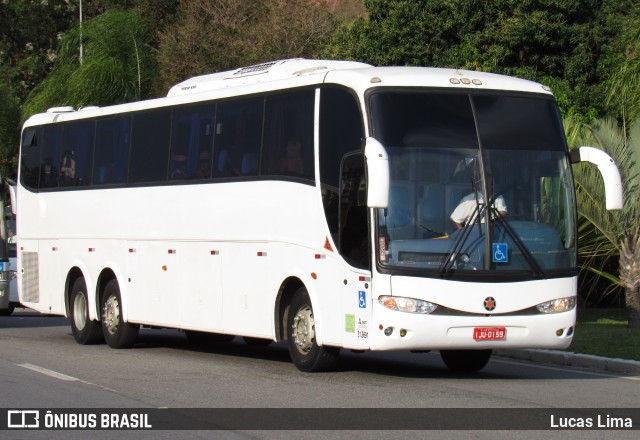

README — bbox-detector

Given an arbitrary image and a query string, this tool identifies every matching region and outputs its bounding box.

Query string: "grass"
[567,308,640,361]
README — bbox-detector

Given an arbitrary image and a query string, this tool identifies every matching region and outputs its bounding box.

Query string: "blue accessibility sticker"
[492,243,508,263]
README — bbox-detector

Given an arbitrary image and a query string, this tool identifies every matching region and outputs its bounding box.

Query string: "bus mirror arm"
[365,137,390,208]
[571,146,624,211]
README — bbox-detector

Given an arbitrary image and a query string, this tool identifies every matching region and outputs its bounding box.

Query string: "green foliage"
[0,0,77,101]
[156,0,338,92]
[326,0,636,119]
[566,116,640,303]
[0,83,20,179]
[22,10,158,120]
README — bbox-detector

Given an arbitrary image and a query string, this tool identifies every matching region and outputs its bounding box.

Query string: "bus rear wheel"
[101,279,139,348]
[69,277,103,344]
[287,287,339,372]
[440,349,492,372]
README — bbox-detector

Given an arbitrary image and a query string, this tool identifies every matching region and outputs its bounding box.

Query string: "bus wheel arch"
[285,285,340,372]
[274,277,305,342]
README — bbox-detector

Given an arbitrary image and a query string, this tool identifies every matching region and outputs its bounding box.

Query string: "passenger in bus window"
[171,155,188,179]
[60,150,76,184]
[277,137,304,174]
[451,175,507,229]
[194,151,211,179]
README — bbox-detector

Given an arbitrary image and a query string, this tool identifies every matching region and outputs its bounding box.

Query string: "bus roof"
[24,59,553,127]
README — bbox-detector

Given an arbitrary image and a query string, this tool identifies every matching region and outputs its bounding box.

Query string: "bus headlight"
[379,296,438,314]
[536,297,576,314]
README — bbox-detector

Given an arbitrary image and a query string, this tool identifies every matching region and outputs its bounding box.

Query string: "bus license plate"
[473,327,506,341]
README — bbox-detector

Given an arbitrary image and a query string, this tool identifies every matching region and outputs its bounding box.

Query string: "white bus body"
[16,59,622,372]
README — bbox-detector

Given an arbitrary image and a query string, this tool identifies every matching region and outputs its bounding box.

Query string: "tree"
[0,0,77,101]
[22,9,158,120]
[0,83,20,179]
[156,0,338,93]
[566,116,640,327]
[325,0,636,119]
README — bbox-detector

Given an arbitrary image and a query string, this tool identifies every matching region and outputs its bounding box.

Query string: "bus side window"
[20,127,42,190]
[213,98,263,178]
[319,86,364,245]
[40,125,63,189]
[60,120,94,187]
[94,116,131,185]
[262,89,315,180]
[129,109,171,184]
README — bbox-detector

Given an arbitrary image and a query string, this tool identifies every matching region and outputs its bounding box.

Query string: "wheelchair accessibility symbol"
[358,291,366,309]
[492,243,508,263]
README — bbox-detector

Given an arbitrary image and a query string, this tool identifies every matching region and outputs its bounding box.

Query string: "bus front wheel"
[101,279,139,348]
[69,277,103,345]
[440,349,492,372]
[286,287,339,372]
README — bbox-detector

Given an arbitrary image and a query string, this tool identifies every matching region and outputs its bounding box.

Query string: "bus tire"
[101,279,139,348]
[287,287,339,372]
[440,349,492,372]
[69,277,104,345]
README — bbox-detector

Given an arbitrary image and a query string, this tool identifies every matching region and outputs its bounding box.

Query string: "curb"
[494,349,640,375]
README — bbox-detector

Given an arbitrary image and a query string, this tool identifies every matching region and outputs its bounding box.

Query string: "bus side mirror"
[570,146,624,211]
[365,137,390,208]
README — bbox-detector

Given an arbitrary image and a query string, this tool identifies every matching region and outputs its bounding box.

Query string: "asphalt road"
[0,310,638,440]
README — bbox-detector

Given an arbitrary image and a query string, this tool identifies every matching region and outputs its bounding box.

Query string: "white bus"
[16,59,622,372]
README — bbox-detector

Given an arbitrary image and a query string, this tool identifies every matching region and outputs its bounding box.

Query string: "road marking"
[493,358,640,381]
[17,363,81,382]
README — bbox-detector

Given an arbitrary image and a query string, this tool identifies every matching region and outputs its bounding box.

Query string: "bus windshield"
[370,90,576,278]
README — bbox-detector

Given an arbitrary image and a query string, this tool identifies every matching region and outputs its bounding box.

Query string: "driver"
[451,175,507,229]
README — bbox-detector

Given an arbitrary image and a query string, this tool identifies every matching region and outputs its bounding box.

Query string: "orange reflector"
[162,265,167,271]
[383,298,397,309]
[324,237,334,252]
[311,272,317,280]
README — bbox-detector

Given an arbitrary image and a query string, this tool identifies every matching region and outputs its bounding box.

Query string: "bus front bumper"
[368,302,576,351]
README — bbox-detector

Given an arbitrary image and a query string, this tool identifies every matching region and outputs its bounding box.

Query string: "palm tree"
[566,116,640,328]
[22,10,158,120]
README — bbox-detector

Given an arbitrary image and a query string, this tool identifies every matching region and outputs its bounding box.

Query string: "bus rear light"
[210,250,219,255]
[314,254,325,259]
[168,249,176,254]
[379,295,438,314]
[88,248,95,252]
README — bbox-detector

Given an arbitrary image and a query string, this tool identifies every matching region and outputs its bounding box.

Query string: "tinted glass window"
[20,127,42,190]
[40,125,62,189]
[319,87,363,189]
[213,97,263,178]
[129,109,172,183]
[472,94,565,151]
[319,87,364,236]
[170,103,215,180]
[60,120,94,187]
[262,89,314,180]
[94,115,131,185]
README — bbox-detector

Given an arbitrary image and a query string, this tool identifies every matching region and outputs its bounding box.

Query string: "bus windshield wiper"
[489,202,546,278]
[440,203,484,276]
